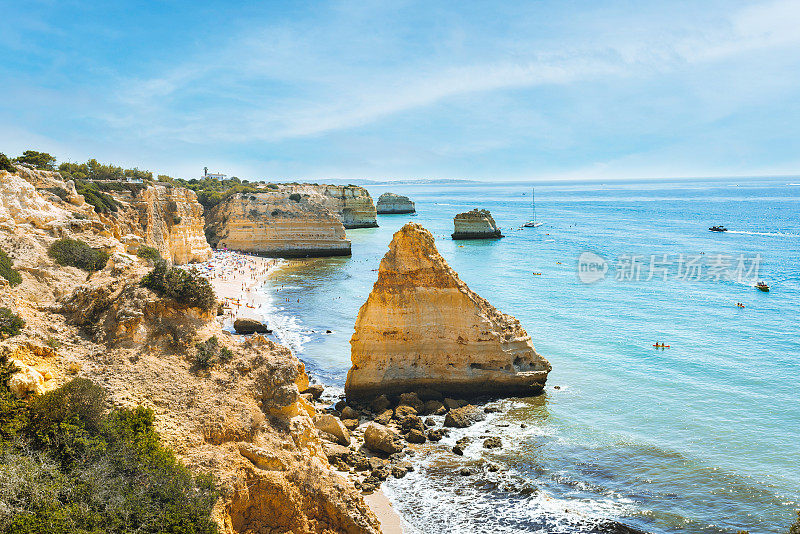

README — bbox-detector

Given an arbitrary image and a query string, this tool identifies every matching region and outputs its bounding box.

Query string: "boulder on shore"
[376,192,415,214]
[345,222,551,401]
[233,318,271,335]
[451,209,503,240]
[363,423,405,454]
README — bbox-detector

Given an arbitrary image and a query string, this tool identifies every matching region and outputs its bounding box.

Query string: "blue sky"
[1,0,799,182]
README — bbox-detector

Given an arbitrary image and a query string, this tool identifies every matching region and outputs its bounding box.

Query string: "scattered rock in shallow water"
[371,466,391,481]
[483,437,502,449]
[421,399,445,415]
[340,405,359,420]
[487,463,500,472]
[444,405,486,428]
[374,409,393,425]
[301,383,325,400]
[400,414,424,434]
[452,437,471,455]
[459,467,473,476]
[424,417,436,427]
[363,423,405,454]
[394,404,417,419]
[444,398,466,410]
[391,463,411,478]
[483,406,499,413]
[520,423,527,428]
[427,429,447,442]
[233,318,270,334]
[553,385,561,390]
[371,394,391,413]
[405,429,426,444]
[398,392,424,412]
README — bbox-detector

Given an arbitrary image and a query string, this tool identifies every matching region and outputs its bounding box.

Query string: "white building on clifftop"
[202,166,226,180]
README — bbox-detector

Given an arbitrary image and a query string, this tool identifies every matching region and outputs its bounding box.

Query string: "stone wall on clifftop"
[205,191,352,257]
[346,222,551,400]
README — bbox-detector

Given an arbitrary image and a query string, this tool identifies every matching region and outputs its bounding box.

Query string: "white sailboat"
[523,187,543,227]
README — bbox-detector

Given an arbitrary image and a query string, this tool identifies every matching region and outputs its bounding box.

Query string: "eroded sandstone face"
[346,222,551,401]
[104,185,212,265]
[281,184,378,229]
[376,192,415,214]
[205,192,352,257]
[451,208,503,239]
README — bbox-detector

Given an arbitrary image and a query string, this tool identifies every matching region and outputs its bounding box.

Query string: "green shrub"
[13,150,56,171]
[76,183,119,214]
[219,346,234,363]
[0,377,219,534]
[790,511,800,534]
[141,260,216,311]
[289,193,302,202]
[195,336,219,369]
[136,245,162,262]
[0,247,22,287]
[0,153,15,172]
[0,308,24,339]
[48,238,109,272]
[173,215,182,225]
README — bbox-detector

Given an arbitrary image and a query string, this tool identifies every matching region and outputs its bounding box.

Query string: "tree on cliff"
[13,150,56,171]
[0,153,15,172]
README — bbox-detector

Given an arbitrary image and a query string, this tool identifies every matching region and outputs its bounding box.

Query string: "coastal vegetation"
[12,150,56,171]
[0,369,219,533]
[789,511,800,534]
[175,175,266,210]
[48,238,109,272]
[195,336,233,370]
[0,153,15,172]
[0,308,25,339]
[58,159,152,183]
[136,245,162,263]
[0,248,22,287]
[141,260,216,311]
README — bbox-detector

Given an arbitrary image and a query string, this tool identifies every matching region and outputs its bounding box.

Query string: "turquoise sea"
[262,179,800,533]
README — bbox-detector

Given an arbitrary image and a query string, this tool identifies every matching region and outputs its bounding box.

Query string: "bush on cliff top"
[13,150,56,171]
[48,238,109,272]
[59,159,152,183]
[0,153,15,172]
[0,376,219,534]
[0,308,24,339]
[0,247,22,287]
[141,260,216,311]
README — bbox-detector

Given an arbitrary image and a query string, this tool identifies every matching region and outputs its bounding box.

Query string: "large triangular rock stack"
[346,222,551,401]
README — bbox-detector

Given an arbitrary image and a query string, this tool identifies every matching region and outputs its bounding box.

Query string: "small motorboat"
[709,225,728,232]
[653,343,670,348]
[756,281,770,292]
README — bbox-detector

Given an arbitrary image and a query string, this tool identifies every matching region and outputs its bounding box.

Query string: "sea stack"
[451,208,503,239]
[376,192,416,214]
[345,222,551,401]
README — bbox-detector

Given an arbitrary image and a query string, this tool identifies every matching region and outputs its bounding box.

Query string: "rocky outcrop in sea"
[376,192,415,214]
[346,222,551,401]
[204,191,352,257]
[451,208,503,239]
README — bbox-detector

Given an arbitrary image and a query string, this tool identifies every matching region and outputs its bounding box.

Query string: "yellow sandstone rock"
[346,222,551,400]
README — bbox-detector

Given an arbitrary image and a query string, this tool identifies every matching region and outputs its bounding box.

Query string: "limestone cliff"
[205,191,352,257]
[0,167,380,534]
[104,185,212,265]
[452,208,503,239]
[376,193,415,214]
[281,184,378,229]
[346,222,550,400]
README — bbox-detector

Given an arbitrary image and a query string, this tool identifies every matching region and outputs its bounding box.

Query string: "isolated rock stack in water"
[451,208,503,239]
[345,222,551,401]
[376,192,416,214]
